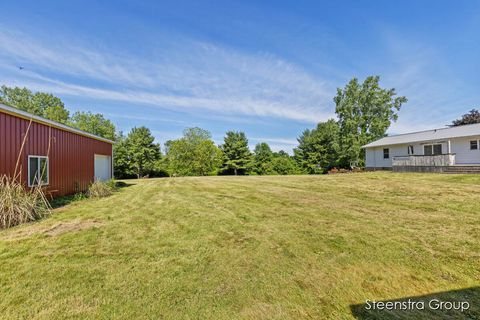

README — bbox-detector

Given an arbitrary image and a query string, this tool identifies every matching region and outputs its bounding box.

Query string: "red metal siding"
[0,111,113,196]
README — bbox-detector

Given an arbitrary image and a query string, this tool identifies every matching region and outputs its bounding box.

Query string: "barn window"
[470,140,478,150]
[28,156,49,187]
[383,148,390,159]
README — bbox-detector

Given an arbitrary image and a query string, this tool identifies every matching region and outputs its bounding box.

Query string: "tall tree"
[126,127,161,178]
[334,76,407,168]
[165,127,222,176]
[112,131,132,178]
[451,109,480,126]
[70,111,116,140]
[253,142,274,175]
[220,131,252,175]
[294,119,340,173]
[0,85,70,123]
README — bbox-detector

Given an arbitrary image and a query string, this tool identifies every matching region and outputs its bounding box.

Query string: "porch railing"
[392,154,456,167]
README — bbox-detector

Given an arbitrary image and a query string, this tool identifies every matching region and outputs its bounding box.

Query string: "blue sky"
[1,1,479,152]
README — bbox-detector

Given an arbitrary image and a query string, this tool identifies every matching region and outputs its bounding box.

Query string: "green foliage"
[0,86,70,123]
[0,85,117,141]
[451,109,480,126]
[253,142,274,175]
[294,119,340,173]
[113,132,133,178]
[125,127,161,178]
[271,151,303,175]
[220,131,252,175]
[165,127,222,176]
[334,76,407,168]
[69,111,116,140]
[253,143,302,175]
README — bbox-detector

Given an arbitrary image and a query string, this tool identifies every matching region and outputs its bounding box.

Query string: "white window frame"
[28,155,49,187]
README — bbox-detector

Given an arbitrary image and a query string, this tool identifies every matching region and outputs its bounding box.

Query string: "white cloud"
[0,27,334,124]
[381,31,480,134]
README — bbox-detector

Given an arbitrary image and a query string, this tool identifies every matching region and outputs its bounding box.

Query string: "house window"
[408,145,414,155]
[383,148,390,159]
[424,145,433,156]
[28,156,49,187]
[424,144,442,156]
[433,144,442,155]
[470,140,478,150]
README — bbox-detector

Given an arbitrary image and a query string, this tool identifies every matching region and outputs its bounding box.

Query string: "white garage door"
[94,154,112,181]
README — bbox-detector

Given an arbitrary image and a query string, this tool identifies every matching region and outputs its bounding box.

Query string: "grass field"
[0,172,479,319]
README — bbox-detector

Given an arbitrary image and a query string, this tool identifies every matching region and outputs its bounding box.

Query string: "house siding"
[0,110,113,196]
[450,136,480,164]
[365,135,480,168]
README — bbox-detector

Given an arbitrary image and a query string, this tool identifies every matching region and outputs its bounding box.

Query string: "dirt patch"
[43,219,103,236]
[1,219,104,241]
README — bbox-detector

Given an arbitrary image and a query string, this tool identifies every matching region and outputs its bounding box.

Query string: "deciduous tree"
[0,86,70,123]
[165,127,222,176]
[334,76,406,168]
[70,111,116,140]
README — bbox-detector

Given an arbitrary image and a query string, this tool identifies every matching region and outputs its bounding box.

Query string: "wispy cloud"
[0,27,335,123]
[381,31,480,133]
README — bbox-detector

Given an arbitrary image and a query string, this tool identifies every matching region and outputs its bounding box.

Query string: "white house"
[363,123,480,172]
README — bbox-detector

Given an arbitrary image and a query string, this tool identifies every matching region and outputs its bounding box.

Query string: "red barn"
[0,103,114,197]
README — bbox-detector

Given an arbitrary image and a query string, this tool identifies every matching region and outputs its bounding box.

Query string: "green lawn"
[0,173,479,319]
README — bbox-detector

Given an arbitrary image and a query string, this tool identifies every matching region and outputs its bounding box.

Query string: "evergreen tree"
[220,131,252,175]
[294,119,340,173]
[126,127,161,178]
[451,109,480,126]
[253,142,274,175]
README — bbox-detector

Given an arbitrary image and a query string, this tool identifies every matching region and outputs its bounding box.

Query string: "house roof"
[363,123,480,148]
[0,103,115,144]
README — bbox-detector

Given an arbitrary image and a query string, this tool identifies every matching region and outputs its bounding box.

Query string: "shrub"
[0,175,51,229]
[87,180,116,198]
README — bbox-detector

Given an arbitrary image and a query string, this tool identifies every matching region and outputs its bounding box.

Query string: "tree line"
[3,77,477,178]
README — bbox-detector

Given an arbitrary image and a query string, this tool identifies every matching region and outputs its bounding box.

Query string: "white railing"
[392,154,456,167]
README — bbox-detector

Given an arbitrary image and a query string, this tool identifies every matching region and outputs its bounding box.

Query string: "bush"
[0,175,51,229]
[87,180,116,198]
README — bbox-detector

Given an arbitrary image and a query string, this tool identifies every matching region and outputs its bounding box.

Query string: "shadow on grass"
[50,181,134,209]
[350,287,480,319]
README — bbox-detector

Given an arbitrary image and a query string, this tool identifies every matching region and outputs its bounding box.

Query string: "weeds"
[0,175,51,229]
[87,179,117,198]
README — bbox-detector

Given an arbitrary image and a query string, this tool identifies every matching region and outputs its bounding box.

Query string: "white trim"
[28,155,49,187]
[0,103,114,144]
[363,123,480,149]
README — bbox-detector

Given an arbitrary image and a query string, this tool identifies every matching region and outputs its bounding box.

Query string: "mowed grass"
[0,172,479,319]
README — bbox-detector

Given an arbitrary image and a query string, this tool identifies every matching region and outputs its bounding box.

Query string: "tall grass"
[87,180,116,198]
[0,119,52,229]
[0,175,51,229]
